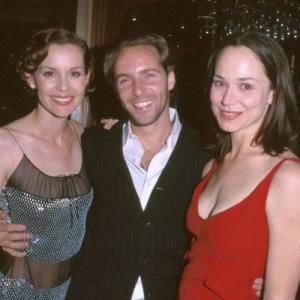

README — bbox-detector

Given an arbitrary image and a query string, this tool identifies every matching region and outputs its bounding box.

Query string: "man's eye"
[146,72,156,78]
[117,78,130,87]
[144,72,158,81]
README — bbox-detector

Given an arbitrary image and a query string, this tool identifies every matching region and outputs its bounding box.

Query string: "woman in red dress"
[179,31,300,299]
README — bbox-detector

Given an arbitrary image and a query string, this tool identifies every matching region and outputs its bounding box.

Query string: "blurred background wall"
[0,1,299,296]
[1,0,300,143]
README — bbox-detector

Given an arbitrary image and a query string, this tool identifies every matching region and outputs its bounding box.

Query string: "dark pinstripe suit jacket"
[66,122,210,300]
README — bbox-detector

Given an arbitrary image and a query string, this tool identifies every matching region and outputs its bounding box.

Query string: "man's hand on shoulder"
[100,118,119,130]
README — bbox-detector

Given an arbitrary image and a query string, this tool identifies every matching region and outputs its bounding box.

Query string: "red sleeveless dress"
[179,158,298,300]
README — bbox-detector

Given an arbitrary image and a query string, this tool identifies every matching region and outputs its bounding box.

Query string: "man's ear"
[167,70,176,91]
[25,72,36,89]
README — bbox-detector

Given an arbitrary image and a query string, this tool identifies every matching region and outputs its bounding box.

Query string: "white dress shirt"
[122,108,182,300]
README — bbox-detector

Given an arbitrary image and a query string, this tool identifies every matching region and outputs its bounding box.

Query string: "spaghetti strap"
[204,160,218,178]
[2,127,24,154]
[269,157,300,175]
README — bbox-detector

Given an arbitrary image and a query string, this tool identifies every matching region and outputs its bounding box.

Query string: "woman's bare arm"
[264,159,300,299]
[0,128,30,257]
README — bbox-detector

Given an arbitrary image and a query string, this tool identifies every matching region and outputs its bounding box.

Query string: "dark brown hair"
[103,33,170,85]
[206,31,299,160]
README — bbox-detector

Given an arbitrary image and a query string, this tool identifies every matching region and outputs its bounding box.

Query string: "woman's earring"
[29,81,36,89]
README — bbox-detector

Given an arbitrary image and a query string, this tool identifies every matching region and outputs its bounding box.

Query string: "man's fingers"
[252,277,263,296]
[2,247,27,257]
[1,238,29,257]
[2,239,29,249]
[0,228,30,251]
[100,118,119,130]
[0,223,30,257]
[0,210,6,220]
[0,223,26,233]
[253,278,263,285]
[0,231,31,244]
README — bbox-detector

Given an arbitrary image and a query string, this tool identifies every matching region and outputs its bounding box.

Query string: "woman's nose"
[56,74,69,91]
[221,86,237,105]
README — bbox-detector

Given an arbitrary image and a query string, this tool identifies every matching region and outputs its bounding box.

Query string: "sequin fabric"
[1,187,93,262]
[0,275,70,300]
[0,187,93,299]
[0,154,93,299]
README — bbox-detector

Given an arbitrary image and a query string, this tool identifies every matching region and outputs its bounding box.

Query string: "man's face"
[114,44,175,128]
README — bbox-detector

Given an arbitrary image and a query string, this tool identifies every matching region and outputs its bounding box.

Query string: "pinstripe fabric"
[67,122,210,300]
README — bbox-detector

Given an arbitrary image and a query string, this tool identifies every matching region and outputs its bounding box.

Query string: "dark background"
[0,0,77,125]
[1,0,300,143]
[0,0,300,296]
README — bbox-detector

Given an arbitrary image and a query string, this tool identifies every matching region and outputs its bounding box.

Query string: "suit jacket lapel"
[105,122,199,215]
[105,122,134,185]
[144,124,198,215]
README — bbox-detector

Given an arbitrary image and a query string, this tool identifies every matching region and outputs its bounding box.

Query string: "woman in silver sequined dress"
[0,28,94,299]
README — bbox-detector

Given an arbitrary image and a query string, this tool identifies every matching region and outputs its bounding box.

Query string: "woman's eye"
[240,83,253,91]
[43,71,54,78]
[71,71,82,78]
[213,80,225,87]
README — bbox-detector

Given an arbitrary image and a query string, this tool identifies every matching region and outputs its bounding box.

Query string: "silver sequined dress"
[0,154,93,299]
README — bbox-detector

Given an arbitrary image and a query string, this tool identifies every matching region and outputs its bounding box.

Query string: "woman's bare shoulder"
[0,126,24,186]
[0,127,17,150]
[0,119,26,151]
[272,154,300,187]
[268,154,300,209]
[0,116,30,141]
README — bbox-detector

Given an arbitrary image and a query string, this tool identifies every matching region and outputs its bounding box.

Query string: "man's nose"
[133,79,144,97]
